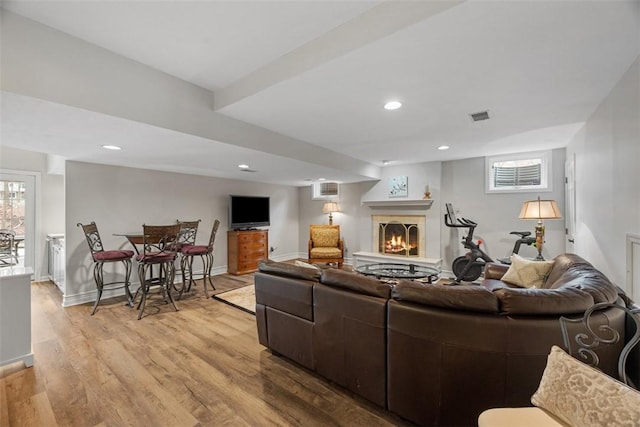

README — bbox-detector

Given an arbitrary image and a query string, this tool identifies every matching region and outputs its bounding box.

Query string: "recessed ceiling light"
[383,101,402,111]
[238,164,249,169]
[438,145,450,151]
[318,177,326,181]
[102,145,121,150]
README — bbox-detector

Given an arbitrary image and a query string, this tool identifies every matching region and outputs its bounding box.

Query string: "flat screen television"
[229,195,270,230]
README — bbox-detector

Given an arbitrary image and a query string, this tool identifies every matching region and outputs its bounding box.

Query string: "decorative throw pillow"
[531,346,640,426]
[294,260,320,270]
[501,254,554,288]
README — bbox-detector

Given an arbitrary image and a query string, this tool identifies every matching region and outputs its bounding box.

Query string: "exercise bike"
[444,203,536,282]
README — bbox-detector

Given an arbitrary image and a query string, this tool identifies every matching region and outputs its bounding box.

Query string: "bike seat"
[510,231,531,238]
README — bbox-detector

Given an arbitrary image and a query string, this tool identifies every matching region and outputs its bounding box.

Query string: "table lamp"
[322,201,339,225]
[519,196,562,260]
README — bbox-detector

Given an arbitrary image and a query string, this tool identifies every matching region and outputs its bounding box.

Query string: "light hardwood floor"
[1,274,409,426]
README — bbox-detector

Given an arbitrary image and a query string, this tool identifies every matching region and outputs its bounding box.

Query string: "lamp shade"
[519,197,562,219]
[322,202,339,214]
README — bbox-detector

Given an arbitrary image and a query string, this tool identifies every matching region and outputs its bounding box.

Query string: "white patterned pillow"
[531,346,640,426]
[501,254,554,288]
[294,260,320,270]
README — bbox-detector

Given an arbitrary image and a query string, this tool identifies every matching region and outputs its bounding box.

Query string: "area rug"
[213,285,256,314]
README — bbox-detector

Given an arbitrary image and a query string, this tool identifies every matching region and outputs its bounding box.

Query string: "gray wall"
[566,56,640,289]
[440,149,566,268]
[297,152,566,272]
[64,160,299,307]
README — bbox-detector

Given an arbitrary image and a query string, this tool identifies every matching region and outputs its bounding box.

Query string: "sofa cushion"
[531,345,640,426]
[258,259,321,281]
[320,269,390,299]
[494,287,594,315]
[545,254,589,285]
[501,254,555,288]
[392,280,500,313]
[547,268,619,304]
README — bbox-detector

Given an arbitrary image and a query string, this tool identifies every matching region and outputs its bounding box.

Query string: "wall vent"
[470,110,490,122]
[312,182,339,200]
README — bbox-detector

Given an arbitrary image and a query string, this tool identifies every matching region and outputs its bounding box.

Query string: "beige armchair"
[308,224,344,266]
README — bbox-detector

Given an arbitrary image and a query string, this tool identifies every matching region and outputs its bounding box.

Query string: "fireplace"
[372,215,425,258]
[379,222,418,256]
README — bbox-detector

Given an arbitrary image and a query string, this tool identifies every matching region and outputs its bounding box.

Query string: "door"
[0,172,36,272]
[565,155,576,249]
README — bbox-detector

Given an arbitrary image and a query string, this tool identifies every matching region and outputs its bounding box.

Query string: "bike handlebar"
[444,214,477,229]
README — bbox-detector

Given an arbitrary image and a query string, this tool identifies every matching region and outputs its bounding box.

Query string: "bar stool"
[176,219,200,251]
[135,224,181,320]
[176,219,200,292]
[179,219,220,299]
[77,222,134,315]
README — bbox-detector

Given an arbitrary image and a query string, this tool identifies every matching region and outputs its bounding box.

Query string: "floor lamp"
[519,196,562,260]
[322,201,339,225]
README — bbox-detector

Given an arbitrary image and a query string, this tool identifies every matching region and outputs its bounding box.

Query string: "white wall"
[65,161,299,307]
[440,149,566,268]
[298,162,443,262]
[566,56,640,288]
[0,146,65,280]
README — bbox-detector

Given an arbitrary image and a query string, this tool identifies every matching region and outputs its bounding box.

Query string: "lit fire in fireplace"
[385,234,407,253]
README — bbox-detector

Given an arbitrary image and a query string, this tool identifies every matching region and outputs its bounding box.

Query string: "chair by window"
[77,222,135,315]
[308,224,344,266]
[0,229,18,266]
[179,219,220,299]
[135,224,181,320]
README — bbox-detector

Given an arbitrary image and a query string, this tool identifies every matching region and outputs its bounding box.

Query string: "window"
[486,151,551,193]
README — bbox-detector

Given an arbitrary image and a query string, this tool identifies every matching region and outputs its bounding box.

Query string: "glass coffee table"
[355,263,440,283]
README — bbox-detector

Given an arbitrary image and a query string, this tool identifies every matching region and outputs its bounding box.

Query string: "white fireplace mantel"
[361,199,433,210]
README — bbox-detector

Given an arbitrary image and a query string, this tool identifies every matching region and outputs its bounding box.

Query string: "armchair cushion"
[309,247,342,258]
[311,227,340,247]
[531,346,640,426]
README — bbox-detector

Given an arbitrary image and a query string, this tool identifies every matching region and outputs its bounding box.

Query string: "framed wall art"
[388,176,408,198]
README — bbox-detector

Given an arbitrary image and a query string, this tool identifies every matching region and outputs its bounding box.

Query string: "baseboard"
[61,265,228,307]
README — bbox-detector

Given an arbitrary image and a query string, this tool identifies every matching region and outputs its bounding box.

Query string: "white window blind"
[486,151,551,193]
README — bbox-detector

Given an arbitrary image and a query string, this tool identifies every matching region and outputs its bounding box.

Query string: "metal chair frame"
[77,222,134,315]
[179,219,220,299]
[177,219,200,247]
[0,229,18,266]
[560,301,640,388]
[135,224,181,319]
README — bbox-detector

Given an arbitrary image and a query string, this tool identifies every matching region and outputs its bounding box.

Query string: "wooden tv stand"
[227,229,268,275]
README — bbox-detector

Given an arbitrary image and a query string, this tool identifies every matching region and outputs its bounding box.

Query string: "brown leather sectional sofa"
[254,254,630,426]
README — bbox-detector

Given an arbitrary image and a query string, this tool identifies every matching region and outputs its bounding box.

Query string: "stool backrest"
[142,224,181,255]
[77,222,105,259]
[560,301,640,389]
[207,219,221,249]
[177,219,201,245]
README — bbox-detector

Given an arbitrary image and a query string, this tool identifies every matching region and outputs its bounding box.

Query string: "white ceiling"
[1,0,639,186]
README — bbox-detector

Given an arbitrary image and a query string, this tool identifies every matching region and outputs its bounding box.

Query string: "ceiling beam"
[213,0,465,111]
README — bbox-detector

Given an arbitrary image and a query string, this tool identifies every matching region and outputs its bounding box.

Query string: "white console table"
[0,266,34,368]
[352,251,442,271]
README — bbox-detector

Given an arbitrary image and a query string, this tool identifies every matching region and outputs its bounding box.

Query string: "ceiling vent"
[240,169,257,173]
[470,110,490,122]
[312,181,339,200]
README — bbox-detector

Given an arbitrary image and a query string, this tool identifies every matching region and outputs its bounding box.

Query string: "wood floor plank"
[3,277,410,426]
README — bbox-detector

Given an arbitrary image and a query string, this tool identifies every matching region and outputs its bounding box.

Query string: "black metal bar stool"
[77,222,134,315]
[179,219,220,299]
[135,223,181,319]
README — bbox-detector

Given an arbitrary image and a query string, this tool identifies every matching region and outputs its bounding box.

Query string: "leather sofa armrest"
[484,262,509,280]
